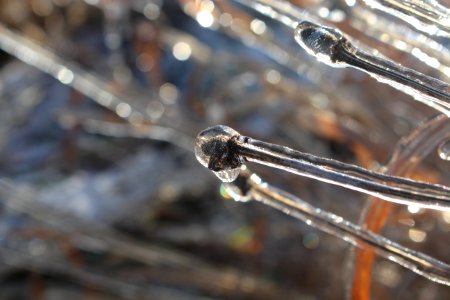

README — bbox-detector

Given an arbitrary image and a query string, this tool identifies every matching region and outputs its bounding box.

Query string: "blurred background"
[0,0,449,299]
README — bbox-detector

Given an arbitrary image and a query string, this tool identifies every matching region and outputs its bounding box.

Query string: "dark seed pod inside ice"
[195,125,242,182]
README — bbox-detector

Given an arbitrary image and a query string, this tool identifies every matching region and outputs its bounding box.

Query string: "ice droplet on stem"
[194,125,242,182]
[213,169,241,182]
[195,125,450,211]
[294,21,352,67]
[294,21,450,115]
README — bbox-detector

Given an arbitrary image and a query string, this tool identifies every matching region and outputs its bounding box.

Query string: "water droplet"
[438,139,450,160]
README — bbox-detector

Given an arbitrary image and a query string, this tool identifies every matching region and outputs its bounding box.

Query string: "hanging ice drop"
[213,169,241,183]
[194,125,243,182]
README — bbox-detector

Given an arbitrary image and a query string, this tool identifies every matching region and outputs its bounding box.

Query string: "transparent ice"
[222,169,450,286]
[195,125,242,182]
[294,21,450,116]
[362,0,450,37]
[196,125,450,211]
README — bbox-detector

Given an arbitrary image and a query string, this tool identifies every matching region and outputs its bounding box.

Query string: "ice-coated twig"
[349,6,450,78]
[235,0,450,114]
[0,23,202,151]
[194,125,450,211]
[361,0,450,38]
[238,0,450,80]
[0,23,155,123]
[56,110,194,151]
[234,0,318,28]
[294,21,450,116]
[350,113,450,298]
[0,180,298,299]
[221,166,450,286]
[0,246,201,300]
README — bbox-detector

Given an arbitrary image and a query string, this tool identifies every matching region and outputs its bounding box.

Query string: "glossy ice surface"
[195,125,242,182]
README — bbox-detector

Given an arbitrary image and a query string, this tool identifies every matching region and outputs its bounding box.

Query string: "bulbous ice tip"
[195,125,242,182]
[294,21,348,66]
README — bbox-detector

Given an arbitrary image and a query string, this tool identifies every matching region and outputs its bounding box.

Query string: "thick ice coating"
[194,125,242,182]
[294,21,350,67]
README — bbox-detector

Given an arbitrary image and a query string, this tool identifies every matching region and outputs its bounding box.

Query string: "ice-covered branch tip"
[195,125,450,211]
[294,21,353,67]
[194,125,243,182]
[294,21,450,114]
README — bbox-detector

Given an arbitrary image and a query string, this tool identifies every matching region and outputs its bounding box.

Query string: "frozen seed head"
[195,125,243,182]
[294,21,351,67]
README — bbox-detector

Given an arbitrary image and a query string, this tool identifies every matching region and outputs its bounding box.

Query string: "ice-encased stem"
[342,41,450,114]
[227,170,450,286]
[294,21,450,116]
[362,0,450,37]
[236,1,450,115]
[0,24,151,123]
[233,133,450,211]
[195,125,450,211]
